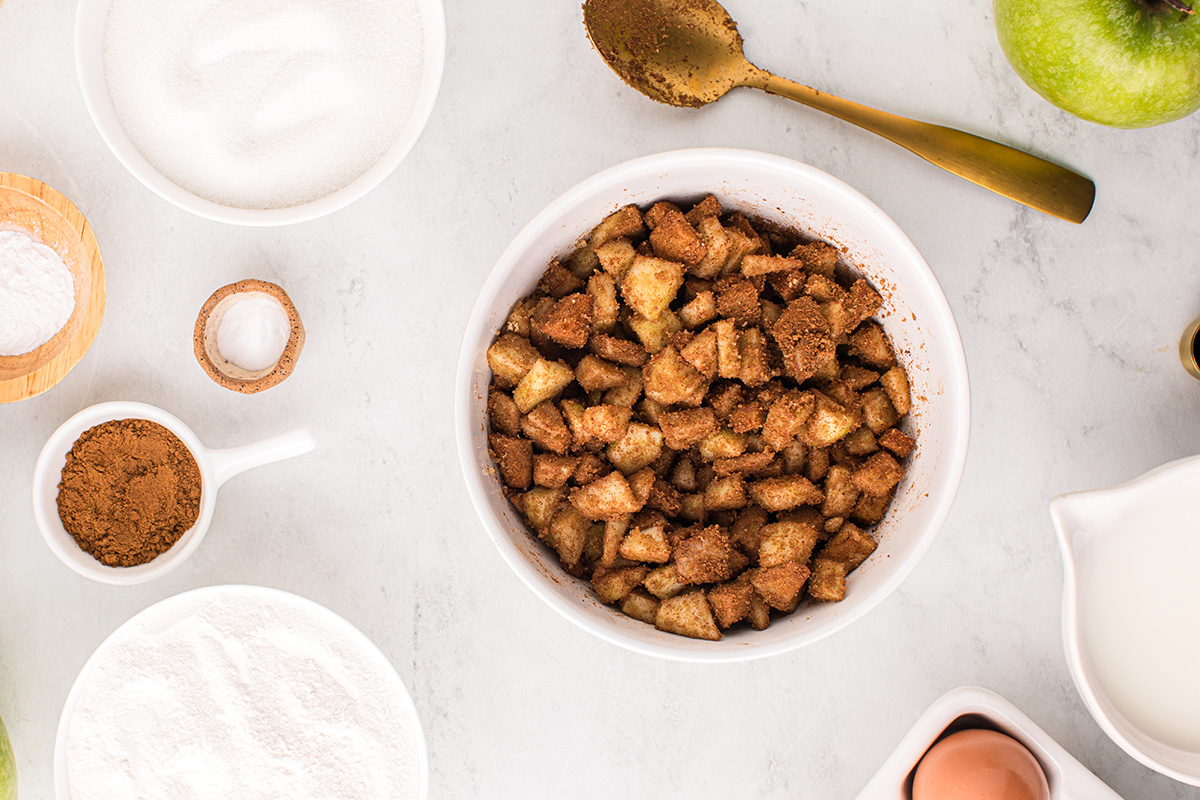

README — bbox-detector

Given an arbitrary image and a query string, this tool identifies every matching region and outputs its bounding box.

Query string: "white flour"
[65,590,422,800]
[103,0,424,210]
[0,229,75,356]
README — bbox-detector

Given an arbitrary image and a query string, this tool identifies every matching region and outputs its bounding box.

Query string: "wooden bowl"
[0,174,106,403]
[194,279,305,394]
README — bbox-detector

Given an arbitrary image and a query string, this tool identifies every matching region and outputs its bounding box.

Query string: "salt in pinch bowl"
[32,401,316,585]
[194,279,305,394]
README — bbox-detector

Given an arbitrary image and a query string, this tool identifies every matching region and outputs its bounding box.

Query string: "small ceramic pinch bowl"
[0,173,105,403]
[455,148,971,662]
[1051,457,1200,787]
[74,0,446,225]
[194,279,305,394]
[32,401,316,585]
[856,686,1123,799]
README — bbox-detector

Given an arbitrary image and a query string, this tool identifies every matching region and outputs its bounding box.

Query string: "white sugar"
[103,0,424,210]
[65,591,422,800]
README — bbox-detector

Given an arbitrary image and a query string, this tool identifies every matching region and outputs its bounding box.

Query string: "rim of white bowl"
[74,0,446,226]
[454,148,971,663]
[54,585,430,800]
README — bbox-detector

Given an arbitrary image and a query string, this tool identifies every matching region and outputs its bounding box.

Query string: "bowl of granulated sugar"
[75,0,445,225]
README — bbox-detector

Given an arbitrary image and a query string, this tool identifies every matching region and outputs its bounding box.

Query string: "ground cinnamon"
[57,419,202,567]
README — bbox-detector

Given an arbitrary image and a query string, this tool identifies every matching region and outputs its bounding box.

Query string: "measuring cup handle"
[207,428,316,488]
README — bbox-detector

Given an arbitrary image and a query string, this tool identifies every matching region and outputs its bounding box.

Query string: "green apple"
[994,0,1200,127]
[0,714,13,800]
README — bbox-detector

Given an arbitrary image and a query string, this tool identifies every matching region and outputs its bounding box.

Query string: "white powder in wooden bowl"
[65,589,422,800]
[0,229,75,356]
[103,0,424,210]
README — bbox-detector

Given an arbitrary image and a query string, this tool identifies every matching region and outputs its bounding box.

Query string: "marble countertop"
[2,1,1199,797]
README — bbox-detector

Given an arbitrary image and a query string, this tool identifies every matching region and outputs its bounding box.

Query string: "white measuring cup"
[32,401,316,585]
[1051,456,1200,787]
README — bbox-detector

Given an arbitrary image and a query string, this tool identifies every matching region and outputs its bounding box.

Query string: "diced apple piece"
[488,390,522,436]
[520,487,564,532]
[546,505,591,567]
[589,205,646,249]
[747,475,823,512]
[655,591,721,640]
[674,526,734,584]
[607,422,664,476]
[533,454,579,489]
[537,293,592,349]
[821,464,860,518]
[680,328,719,378]
[571,471,642,520]
[513,359,574,413]
[621,589,661,624]
[628,309,682,354]
[621,255,684,321]
[581,404,632,444]
[659,408,718,450]
[879,364,911,416]
[587,271,620,333]
[679,290,718,329]
[649,208,707,266]
[707,580,753,628]
[751,562,810,611]
[818,523,878,571]
[521,403,571,455]
[645,563,687,599]
[490,435,532,490]
[803,392,860,447]
[593,565,650,604]
[594,238,637,280]
[851,452,905,496]
[757,521,821,568]
[619,522,672,563]
[808,559,847,601]
[696,429,748,461]
[486,333,540,388]
[703,474,747,511]
[643,346,708,406]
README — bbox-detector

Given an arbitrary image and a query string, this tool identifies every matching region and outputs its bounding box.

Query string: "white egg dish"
[856,686,1124,800]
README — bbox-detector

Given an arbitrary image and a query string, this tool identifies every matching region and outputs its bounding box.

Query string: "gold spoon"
[583,0,1096,224]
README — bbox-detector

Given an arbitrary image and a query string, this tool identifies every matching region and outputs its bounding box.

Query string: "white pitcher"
[1050,456,1200,787]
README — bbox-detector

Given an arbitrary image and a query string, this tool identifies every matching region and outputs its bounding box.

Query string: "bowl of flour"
[75,0,445,225]
[56,585,428,800]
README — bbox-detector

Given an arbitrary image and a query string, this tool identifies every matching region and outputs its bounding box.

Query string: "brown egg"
[912,729,1051,800]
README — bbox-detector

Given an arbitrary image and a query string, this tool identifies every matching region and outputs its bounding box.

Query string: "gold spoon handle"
[753,72,1096,223]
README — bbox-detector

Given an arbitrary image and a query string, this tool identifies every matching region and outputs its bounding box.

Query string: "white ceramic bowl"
[55,585,429,799]
[33,401,315,584]
[454,148,971,662]
[856,686,1123,799]
[74,0,445,226]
